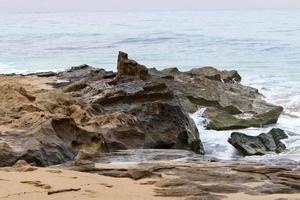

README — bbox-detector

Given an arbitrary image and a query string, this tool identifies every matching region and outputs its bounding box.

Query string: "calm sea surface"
[1,10,300,160]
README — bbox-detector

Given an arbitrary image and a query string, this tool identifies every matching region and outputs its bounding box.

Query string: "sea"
[0,10,300,161]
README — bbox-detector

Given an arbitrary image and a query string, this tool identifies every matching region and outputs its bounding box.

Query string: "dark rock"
[228,132,268,155]
[258,128,288,153]
[56,64,112,86]
[36,71,57,77]
[129,102,204,154]
[84,102,204,154]
[228,128,288,156]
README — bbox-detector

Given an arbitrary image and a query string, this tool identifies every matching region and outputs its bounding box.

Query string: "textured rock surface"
[151,67,283,130]
[0,52,284,166]
[228,128,288,156]
[117,51,150,80]
[58,149,300,200]
[189,66,242,83]
[0,118,107,167]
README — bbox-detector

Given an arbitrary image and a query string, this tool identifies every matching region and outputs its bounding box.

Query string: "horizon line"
[1,8,300,14]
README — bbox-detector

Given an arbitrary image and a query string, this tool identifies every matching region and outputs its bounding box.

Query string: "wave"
[0,62,27,74]
[261,46,284,52]
[112,37,176,45]
[46,36,177,51]
[46,44,117,51]
[266,28,300,33]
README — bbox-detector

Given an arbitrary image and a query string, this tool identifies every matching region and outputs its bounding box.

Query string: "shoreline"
[1,156,300,200]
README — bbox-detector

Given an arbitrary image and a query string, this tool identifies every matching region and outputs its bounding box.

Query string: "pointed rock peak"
[117,51,150,80]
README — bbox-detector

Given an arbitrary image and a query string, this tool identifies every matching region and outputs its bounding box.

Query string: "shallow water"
[1,10,300,160]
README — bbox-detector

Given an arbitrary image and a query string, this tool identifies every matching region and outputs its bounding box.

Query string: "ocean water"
[1,10,300,160]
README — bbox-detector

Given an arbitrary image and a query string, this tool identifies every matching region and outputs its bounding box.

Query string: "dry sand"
[0,75,56,91]
[1,164,300,200]
[0,166,176,200]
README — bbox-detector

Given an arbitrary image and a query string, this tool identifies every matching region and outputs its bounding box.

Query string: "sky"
[0,0,300,12]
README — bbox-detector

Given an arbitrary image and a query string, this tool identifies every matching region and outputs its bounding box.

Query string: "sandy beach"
[1,160,300,200]
[0,165,165,200]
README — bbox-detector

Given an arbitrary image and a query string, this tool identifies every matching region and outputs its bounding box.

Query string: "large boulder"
[57,53,283,132]
[83,102,204,154]
[77,80,202,154]
[228,128,288,156]
[56,57,204,155]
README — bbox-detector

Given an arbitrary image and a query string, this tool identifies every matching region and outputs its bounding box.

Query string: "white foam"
[191,104,300,161]
[0,63,27,74]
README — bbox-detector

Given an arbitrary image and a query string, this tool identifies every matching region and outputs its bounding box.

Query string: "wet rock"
[228,132,268,155]
[228,128,288,156]
[36,71,57,77]
[204,106,283,130]
[117,51,150,80]
[94,149,199,163]
[259,128,288,153]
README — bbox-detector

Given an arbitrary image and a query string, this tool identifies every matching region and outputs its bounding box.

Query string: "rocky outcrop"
[149,66,283,130]
[0,118,107,167]
[228,128,288,156]
[0,52,284,166]
[0,53,206,167]
[117,51,150,80]
[61,63,203,154]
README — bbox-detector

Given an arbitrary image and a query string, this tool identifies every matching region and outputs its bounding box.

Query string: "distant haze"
[1,0,300,12]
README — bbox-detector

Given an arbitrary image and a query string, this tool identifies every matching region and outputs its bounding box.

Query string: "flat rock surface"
[2,152,300,200]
